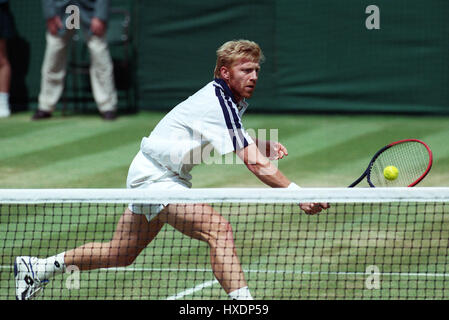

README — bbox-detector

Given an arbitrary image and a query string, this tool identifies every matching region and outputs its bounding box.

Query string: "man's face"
[221,58,260,102]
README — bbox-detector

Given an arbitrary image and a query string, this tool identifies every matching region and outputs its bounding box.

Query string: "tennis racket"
[349,139,433,188]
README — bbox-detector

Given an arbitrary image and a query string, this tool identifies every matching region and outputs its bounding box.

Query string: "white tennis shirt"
[139,78,254,184]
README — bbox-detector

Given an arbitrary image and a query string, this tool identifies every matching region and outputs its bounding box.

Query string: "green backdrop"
[8,0,449,114]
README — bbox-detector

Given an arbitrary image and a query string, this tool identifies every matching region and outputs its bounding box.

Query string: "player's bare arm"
[235,143,329,215]
[235,143,289,187]
[254,137,288,160]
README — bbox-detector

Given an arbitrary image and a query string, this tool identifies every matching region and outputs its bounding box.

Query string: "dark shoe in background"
[31,110,52,120]
[101,111,117,121]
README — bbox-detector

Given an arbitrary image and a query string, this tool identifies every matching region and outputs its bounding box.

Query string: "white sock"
[0,93,10,117]
[36,252,66,280]
[228,286,253,300]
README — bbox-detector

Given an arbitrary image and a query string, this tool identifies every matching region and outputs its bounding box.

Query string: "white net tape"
[1,187,448,204]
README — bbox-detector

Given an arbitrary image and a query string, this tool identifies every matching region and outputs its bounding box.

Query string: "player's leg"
[64,208,163,270]
[14,208,164,300]
[158,203,253,300]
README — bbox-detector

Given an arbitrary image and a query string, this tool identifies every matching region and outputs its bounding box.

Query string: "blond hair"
[214,40,264,78]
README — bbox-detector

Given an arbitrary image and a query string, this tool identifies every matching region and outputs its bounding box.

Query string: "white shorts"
[126,151,190,222]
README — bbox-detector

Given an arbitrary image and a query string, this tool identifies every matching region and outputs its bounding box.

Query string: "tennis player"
[14,39,329,300]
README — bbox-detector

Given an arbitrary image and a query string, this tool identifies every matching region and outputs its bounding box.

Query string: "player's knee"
[222,220,234,236]
[205,220,235,247]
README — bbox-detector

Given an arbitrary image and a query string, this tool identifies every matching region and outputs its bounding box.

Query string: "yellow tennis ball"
[384,165,399,180]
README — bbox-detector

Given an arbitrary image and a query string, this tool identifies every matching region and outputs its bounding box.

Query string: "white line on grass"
[3,265,449,278]
[107,267,449,279]
[3,265,449,300]
[166,279,219,300]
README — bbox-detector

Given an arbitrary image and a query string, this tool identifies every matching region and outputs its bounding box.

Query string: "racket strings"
[369,142,430,187]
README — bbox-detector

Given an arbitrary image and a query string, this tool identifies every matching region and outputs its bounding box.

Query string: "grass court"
[1,111,449,299]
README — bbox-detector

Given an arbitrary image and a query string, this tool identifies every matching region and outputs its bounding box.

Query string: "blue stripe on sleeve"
[214,86,249,151]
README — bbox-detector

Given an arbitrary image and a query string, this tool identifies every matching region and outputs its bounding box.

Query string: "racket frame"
[349,139,433,188]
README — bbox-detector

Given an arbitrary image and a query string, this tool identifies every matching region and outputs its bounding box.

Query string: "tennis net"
[1,187,449,300]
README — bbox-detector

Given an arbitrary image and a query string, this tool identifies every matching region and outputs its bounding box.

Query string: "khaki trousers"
[38,30,117,113]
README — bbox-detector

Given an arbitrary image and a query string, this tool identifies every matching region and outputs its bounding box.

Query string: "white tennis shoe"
[14,256,49,300]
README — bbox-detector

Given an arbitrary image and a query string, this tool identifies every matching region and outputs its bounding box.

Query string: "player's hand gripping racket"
[349,139,432,187]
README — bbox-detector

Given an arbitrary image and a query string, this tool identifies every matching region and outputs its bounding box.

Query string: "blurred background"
[7,0,448,114]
